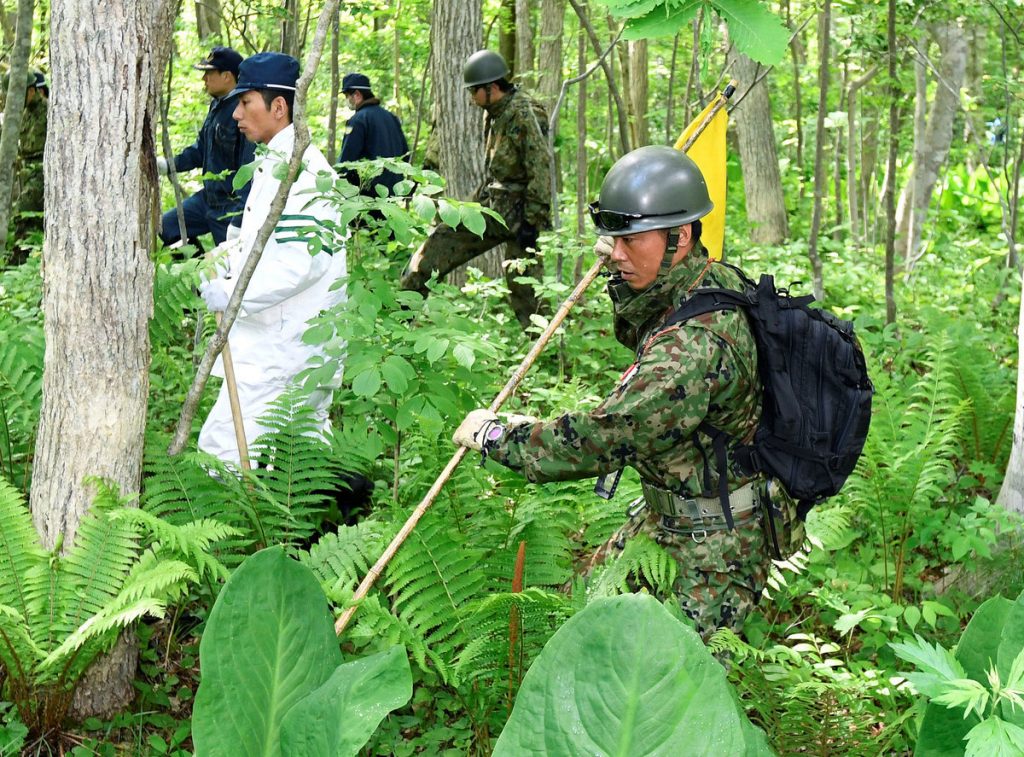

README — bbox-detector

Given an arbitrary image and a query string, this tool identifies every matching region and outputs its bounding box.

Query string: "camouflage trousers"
[399,212,544,329]
[585,504,771,640]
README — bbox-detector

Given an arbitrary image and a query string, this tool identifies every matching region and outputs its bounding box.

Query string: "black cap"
[341,72,372,93]
[194,46,244,78]
[229,52,300,97]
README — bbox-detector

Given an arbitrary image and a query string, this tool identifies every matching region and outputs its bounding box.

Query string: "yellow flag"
[674,95,728,260]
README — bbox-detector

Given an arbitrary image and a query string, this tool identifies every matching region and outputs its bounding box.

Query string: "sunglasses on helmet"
[588,202,645,233]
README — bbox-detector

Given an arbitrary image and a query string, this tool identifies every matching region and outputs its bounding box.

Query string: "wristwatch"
[480,420,506,456]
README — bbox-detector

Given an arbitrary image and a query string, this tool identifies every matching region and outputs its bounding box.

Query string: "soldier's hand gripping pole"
[334,258,606,636]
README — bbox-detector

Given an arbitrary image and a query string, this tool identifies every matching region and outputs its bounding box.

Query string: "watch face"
[485,423,505,441]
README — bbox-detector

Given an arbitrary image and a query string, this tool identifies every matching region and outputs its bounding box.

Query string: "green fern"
[453,588,572,688]
[586,532,679,600]
[0,478,220,739]
[150,259,203,347]
[0,311,43,488]
[301,519,393,597]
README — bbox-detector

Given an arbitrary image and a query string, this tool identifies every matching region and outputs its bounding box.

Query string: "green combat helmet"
[463,50,510,88]
[590,145,712,237]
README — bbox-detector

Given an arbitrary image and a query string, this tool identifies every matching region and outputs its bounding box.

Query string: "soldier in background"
[453,146,776,639]
[0,69,48,260]
[400,50,553,329]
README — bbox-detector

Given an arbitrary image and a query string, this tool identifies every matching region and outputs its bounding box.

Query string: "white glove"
[500,412,538,426]
[156,156,169,176]
[594,235,614,267]
[199,278,231,312]
[453,409,499,451]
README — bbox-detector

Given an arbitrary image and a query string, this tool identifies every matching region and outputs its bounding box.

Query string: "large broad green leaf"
[494,594,771,756]
[192,546,343,757]
[280,645,413,756]
[713,0,790,67]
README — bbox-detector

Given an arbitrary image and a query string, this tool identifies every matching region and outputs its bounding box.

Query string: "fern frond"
[0,479,47,623]
[39,597,167,676]
[110,508,238,582]
[453,588,572,687]
[301,519,393,596]
[151,260,202,347]
[50,483,142,648]
[587,533,678,599]
[0,603,44,676]
[349,594,442,675]
[382,513,487,680]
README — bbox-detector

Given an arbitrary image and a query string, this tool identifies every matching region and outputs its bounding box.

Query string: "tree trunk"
[34,0,176,716]
[430,0,495,281]
[784,0,805,176]
[536,0,564,112]
[0,0,34,260]
[195,0,222,41]
[846,66,879,243]
[327,6,339,164]
[665,33,680,143]
[806,0,831,301]
[575,24,587,243]
[895,20,967,268]
[280,0,301,58]
[730,51,788,244]
[498,0,516,73]
[515,0,534,86]
[884,0,898,324]
[627,40,648,147]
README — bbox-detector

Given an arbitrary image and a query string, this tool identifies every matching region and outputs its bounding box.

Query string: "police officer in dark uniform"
[158,46,256,251]
[338,72,409,197]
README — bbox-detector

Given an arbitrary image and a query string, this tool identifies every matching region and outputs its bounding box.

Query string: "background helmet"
[592,145,713,237]
[463,50,510,88]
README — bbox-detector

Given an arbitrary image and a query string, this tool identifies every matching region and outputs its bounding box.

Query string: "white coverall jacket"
[198,124,347,467]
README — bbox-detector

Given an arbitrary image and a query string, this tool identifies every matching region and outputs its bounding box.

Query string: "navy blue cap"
[194,46,243,77]
[342,72,372,93]
[229,52,300,97]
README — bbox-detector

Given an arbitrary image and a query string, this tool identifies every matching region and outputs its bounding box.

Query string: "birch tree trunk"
[280,0,301,58]
[895,20,967,267]
[34,0,176,717]
[998,280,1024,514]
[729,51,789,244]
[0,0,34,260]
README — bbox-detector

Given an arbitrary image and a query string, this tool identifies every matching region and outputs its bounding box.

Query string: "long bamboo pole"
[334,259,605,635]
[214,312,251,471]
[334,82,736,637]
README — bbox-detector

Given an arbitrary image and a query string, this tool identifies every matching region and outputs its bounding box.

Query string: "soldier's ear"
[676,223,693,248]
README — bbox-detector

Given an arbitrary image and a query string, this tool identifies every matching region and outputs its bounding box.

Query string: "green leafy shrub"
[191,546,412,756]
[893,589,1024,756]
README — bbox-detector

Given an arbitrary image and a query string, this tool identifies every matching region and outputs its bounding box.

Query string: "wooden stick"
[214,312,251,472]
[334,259,605,635]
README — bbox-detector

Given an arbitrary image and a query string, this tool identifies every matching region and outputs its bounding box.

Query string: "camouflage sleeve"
[520,101,552,229]
[489,323,727,483]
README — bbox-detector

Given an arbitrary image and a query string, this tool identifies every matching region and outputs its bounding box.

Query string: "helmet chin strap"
[660,231,679,274]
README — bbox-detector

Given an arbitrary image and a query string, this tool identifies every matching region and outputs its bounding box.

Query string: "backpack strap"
[696,420,735,530]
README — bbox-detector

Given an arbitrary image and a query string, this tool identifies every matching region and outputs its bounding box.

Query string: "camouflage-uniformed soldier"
[454,146,774,638]
[2,70,47,252]
[401,50,553,329]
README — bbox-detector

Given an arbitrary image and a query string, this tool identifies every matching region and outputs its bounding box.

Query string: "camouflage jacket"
[17,95,46,163]
[477,87,552,230]
[489,244,762,497]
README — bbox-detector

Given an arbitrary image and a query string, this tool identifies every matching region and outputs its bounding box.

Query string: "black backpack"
[666,263,873,531]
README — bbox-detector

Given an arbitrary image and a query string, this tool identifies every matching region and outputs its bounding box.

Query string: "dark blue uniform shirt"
[175,93,255,210]
[338,98,409,196]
